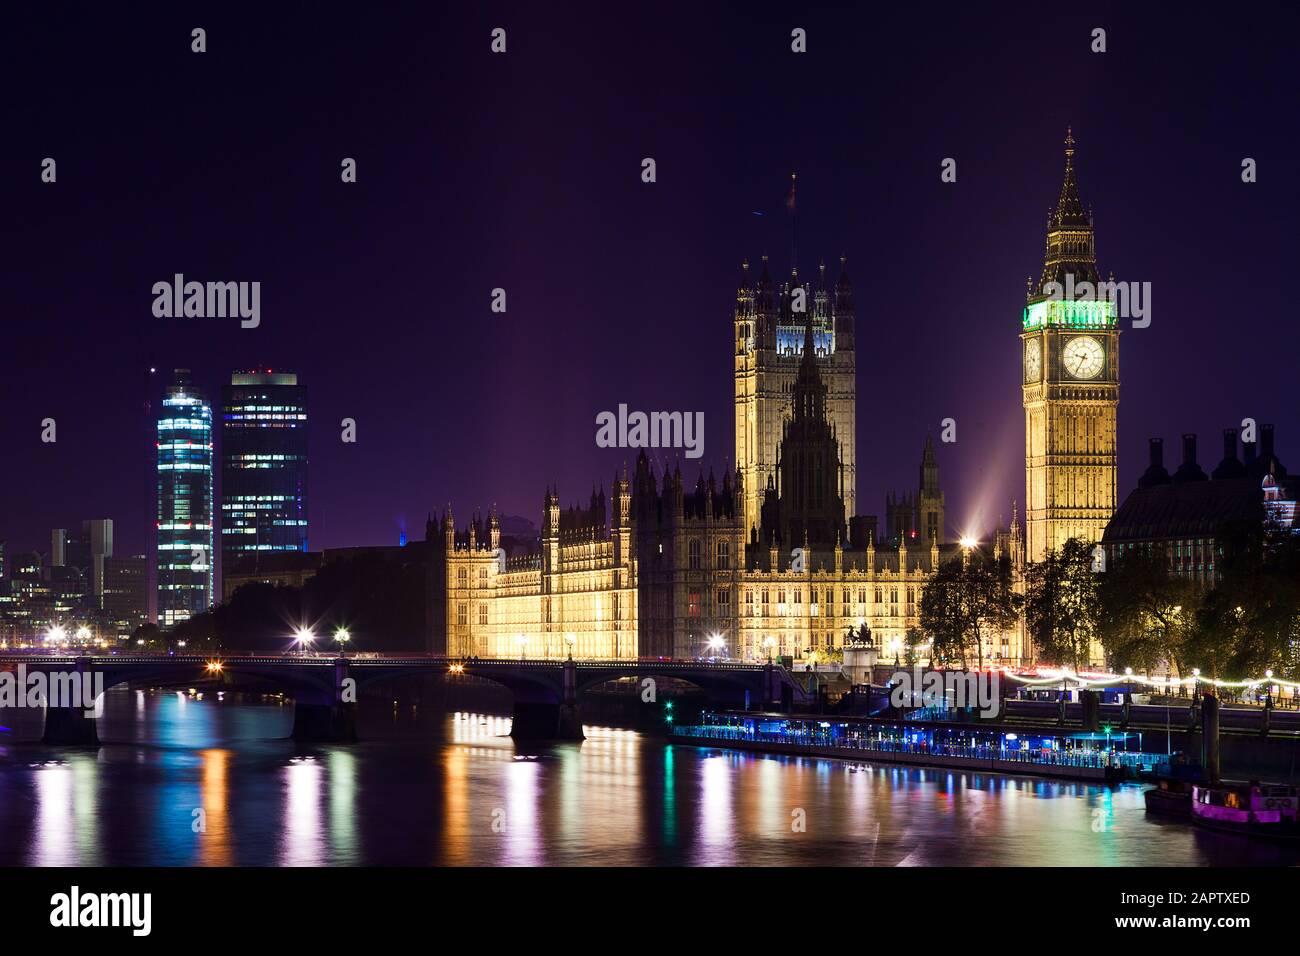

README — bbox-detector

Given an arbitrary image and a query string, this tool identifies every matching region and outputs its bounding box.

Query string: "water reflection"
[282,757,325,865]
[33,760,74,866]
[199,749,231,866]
[1,692,1298,866]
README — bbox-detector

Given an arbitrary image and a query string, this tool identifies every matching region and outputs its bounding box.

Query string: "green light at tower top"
[1023,298,1117,331]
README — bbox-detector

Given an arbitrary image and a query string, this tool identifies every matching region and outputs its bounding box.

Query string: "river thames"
[0,687,1295,866]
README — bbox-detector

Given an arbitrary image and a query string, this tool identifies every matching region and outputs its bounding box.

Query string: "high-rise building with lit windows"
[156,368,214,628]
[220,371,308,585]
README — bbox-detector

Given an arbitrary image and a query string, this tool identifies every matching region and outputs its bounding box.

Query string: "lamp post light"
[762,635,775,664]
[516,633,528,661]
[564,632,576,661]
[294,627,315,657]
[335,628,351,658]
[707,633,726,661]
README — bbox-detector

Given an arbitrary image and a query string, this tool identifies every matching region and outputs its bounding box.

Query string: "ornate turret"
[1035,128,1101,297]
[758,311,846,550]
[834,256,854,351]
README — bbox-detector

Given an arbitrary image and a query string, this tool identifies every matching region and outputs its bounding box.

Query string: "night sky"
[4,2,1297,566]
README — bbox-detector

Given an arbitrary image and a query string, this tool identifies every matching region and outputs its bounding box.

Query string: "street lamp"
[564,632,576,660]
[516,633,528,661]
[762,635,775,664]
[707,633,726,660]
[47,625,67,646]
[294,627,316,657]
[335,628,351,657]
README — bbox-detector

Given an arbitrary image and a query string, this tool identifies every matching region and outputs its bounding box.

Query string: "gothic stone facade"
[428,462,1029,664]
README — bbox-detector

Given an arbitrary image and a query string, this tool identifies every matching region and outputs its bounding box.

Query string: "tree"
[919,559,970,665]
[1024,538,1100,670]
[129,622,162,649]
[904,626,926,666]
[1185,525,1300,680]
[919,551,1022,668]
[1096,544,1196,674]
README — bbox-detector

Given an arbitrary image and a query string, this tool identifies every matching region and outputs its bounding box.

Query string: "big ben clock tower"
[1022,130,1119,563]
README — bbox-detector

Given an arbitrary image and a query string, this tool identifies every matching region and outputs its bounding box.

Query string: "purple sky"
[3,2,1297,561]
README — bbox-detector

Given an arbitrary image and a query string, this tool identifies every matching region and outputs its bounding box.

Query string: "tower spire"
[1035,127,1099,295]
[786,172,798,273]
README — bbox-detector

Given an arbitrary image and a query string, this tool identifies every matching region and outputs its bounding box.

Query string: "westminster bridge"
[0,654,809,745]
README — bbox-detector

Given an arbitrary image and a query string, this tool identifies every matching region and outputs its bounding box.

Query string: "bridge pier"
[291,702,358,743]
[41,658,101,747]
[42,703,100,746]
[509,660,584,741]
[510,700,585,741]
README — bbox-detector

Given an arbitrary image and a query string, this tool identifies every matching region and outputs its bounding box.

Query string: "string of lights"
[1000,666,1296,692]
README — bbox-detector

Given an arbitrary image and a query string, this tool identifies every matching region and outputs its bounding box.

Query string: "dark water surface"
[0,686,1295,866]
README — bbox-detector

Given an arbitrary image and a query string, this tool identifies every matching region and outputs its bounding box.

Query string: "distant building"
[222,550,322,601]
[430,316,1026,665]
[51,526,91,571]
[735,255,857,536]
[883,437,946,546]
[101,555,148,637]
[52,519,114,602]
[0,549,89,644]
[157,369,214,628]
[1021,131,1120,561]
[1103,426,1294,583]
[220,370,308,589]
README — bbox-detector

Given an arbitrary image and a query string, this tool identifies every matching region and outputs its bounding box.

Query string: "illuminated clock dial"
[1062,335,1104,379]
[1023,338,1042,383]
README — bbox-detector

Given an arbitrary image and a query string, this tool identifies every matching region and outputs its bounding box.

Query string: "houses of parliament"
[429,134,1118,666]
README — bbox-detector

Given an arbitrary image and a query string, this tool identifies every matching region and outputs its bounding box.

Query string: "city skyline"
[5,0,1300,895]
[3,5,1296,562]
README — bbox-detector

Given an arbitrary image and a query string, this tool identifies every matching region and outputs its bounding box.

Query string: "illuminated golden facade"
[430,477,1029,665]
[1022,131,1119,562]
[436,482,638,660]
[428,218,1054,665]
[430,310,1029,665]
[735,259,856,538]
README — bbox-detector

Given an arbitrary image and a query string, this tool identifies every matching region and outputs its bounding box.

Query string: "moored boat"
[1142,754,1201,817]
[1190,782,1300,840]
[1144,777,1194,817]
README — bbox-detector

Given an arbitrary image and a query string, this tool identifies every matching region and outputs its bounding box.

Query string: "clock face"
[1023,339,1042,383]
[1062,335,1105,379]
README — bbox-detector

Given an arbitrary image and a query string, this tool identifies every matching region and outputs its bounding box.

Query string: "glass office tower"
[220,371,308,575]
[156,369,214,628]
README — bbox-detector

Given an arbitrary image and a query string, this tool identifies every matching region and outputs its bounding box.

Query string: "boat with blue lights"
[669,710,1167,783]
